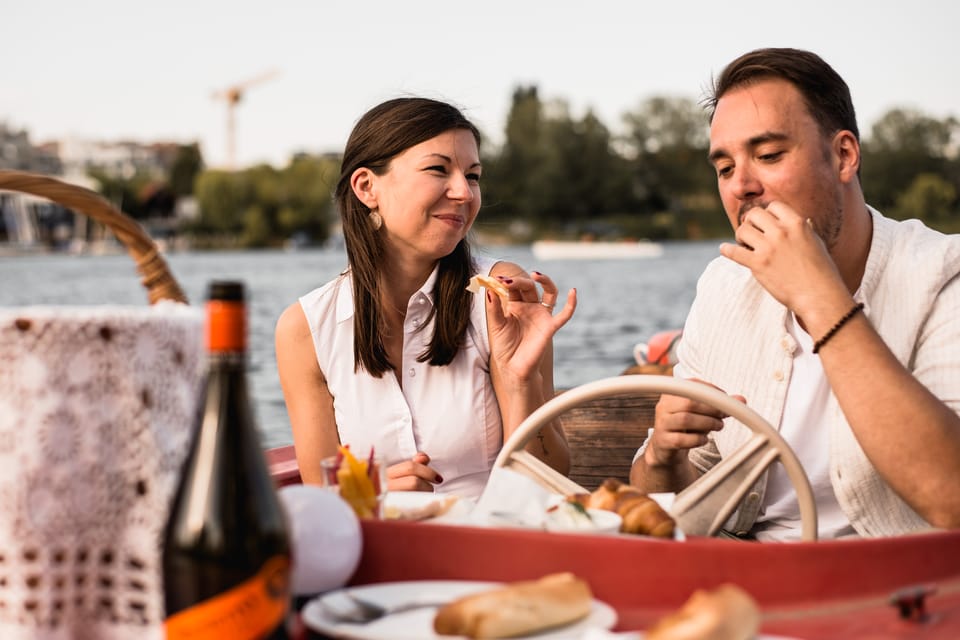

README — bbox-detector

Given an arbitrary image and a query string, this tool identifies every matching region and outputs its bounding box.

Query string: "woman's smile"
[433,212,467,229]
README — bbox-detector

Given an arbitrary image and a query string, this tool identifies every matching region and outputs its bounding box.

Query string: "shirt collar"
[335,265,440,323]
[855,205,891,310]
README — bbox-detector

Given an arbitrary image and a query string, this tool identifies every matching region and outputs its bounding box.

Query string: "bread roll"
[433,572,593,639]
[645,583,760,640]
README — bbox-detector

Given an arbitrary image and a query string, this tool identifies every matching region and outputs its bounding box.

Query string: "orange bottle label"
[165,556,290,640]
[206,299,246,353]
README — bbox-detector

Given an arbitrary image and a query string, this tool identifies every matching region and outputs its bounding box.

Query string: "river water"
[0,240,721,448]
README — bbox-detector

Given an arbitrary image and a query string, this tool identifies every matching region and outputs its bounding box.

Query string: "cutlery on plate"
[320,592,449,624]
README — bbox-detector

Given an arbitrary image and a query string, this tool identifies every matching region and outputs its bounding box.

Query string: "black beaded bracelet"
[812,302,865,354]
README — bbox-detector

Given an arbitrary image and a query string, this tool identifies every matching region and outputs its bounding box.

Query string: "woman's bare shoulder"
[275,300,310,342]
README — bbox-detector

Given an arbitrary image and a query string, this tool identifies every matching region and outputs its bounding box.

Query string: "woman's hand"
[485,270,577,385]
[385,451,443,493]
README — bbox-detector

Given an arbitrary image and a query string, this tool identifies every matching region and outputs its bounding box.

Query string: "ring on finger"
[539,301,555,309]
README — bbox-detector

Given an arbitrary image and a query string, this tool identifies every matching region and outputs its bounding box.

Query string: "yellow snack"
[335,446,379,519]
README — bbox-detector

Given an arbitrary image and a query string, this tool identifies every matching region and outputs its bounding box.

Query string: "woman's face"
[368,129,482,262]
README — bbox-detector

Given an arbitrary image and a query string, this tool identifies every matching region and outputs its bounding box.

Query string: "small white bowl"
[544,503,623,535]
[585,508,623,534]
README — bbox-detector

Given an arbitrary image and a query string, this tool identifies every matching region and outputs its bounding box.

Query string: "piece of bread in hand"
[645,583,760,640]
[433,572,592,639]
[466,274,509,301]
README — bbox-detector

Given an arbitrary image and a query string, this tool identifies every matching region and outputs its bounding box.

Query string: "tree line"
[124,86,960,248]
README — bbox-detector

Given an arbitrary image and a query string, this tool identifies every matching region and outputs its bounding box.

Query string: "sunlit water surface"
[1,241,721,448]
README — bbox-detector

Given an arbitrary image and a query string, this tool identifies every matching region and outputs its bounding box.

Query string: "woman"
[275,97,576,500]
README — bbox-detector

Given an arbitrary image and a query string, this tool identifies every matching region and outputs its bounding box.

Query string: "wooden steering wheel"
[492,375,818,541]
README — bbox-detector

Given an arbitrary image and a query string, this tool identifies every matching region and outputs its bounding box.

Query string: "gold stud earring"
[369,208,382,230]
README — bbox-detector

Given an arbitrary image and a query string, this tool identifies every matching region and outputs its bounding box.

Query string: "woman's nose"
[447,173,474,201]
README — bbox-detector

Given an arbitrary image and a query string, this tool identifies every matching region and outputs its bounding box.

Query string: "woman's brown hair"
[334,97,482,376]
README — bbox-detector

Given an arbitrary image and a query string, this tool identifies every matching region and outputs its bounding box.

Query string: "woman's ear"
[833,130,861,184]
[350,167,378,209]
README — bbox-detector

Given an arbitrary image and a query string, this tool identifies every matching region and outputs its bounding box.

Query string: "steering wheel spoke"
[671,433,783,537]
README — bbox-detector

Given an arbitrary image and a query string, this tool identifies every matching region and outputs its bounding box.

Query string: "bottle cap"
[207,281,245,302]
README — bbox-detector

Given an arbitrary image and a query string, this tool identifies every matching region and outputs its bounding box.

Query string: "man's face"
[708,78,844,248]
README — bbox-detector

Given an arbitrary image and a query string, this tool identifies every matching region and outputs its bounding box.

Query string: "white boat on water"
[531,239,663,260]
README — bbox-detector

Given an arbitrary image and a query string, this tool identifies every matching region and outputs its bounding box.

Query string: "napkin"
[470,467,559,528]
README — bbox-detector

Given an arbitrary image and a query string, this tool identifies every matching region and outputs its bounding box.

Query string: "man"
[629,48,960,540]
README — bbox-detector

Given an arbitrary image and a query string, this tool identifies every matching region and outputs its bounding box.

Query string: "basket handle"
[0,170,187,304]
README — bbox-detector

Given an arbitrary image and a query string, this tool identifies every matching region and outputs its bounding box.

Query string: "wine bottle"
[163,281,292,639]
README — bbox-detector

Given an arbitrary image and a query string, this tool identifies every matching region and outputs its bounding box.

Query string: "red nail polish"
[434,474,443,483]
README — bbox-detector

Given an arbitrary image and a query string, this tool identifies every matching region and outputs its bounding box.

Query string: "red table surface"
[339,519,960,639]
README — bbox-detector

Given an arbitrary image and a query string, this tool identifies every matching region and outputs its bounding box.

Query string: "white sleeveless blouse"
[298,257,502,499]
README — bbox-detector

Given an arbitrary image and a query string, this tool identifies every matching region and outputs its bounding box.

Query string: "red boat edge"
[354,518,960,639]
[265,443,960,638]
[266,443,302,487]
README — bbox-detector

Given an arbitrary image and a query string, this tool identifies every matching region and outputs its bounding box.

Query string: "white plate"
[382,491,474,523]
[302,580,617,639]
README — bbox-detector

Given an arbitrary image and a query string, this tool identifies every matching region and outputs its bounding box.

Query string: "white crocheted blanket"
[0,303,203,639]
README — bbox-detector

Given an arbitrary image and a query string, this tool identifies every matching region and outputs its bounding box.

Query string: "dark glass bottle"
[163,281,291,639]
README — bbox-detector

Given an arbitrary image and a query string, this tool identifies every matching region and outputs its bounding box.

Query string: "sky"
[5,0,958,170]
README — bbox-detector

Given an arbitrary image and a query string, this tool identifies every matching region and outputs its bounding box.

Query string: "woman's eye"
[425,165,447,174]
[467,172,481,183]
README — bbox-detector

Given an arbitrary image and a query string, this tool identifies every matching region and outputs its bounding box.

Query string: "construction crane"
[211,69,280,169]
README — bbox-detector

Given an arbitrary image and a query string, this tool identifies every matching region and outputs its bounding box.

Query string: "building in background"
[1,123,195,252]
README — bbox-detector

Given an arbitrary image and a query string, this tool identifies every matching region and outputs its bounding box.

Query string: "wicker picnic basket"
[0,170,203,639]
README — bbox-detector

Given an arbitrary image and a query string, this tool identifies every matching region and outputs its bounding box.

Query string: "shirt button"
[412,318,421,328]
[773,370,784,381]
[408,368,416,377]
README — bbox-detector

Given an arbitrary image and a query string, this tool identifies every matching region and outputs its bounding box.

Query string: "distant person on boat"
[275,97,576,500]
[630,48,960,539]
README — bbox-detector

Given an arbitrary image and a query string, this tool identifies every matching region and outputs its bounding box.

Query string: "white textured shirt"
[299,258,502,500]
[676,208,960,538]
[753,312,855,540]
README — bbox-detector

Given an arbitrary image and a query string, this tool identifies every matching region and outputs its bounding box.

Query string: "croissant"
[576,478,676,538]
[582,478,620,511]
[615,493,676,538]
